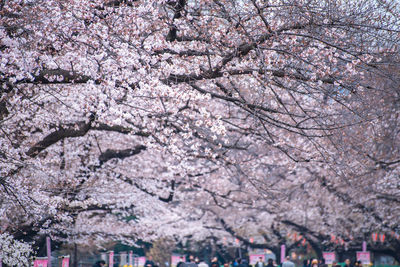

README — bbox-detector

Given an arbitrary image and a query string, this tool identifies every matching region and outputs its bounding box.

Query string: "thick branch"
[26,114,95,158]
[166,0,186,42]
[15,69,100,85]
[99,145,146,164]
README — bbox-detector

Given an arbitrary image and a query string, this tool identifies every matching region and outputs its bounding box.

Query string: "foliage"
[0,0,399,260]
[0,233,33,267]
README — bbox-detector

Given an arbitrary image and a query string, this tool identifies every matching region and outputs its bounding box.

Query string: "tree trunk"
[73,243,78,267]
[272,247,281,265]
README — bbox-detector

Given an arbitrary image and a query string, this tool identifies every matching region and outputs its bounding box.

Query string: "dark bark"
[119,176,175,203]
[26,114,95,158]
[99,145,146,164]
[166,0,186,42]
[17,69,100,85]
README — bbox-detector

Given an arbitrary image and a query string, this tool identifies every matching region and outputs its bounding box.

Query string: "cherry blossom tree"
[1,0,399,262]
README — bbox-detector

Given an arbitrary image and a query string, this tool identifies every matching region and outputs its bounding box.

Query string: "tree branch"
[99,145,146,164]
[26,114,95,158]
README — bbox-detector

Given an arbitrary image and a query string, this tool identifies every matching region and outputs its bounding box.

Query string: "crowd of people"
[173,255,365,267]
[92,254,364,267]
[302,258,364,267]
[175,255,251,267]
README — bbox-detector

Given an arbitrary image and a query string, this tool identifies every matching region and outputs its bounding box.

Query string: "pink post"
[362,241,367,252]
[129,251,133,266]
[280,245,286,264]
[109,251,114,267]
[46,236,51,266]
[62,256,70,267]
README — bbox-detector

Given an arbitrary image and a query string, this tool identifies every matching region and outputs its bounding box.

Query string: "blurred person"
[199,259,209,267]
[266,259,274,267]
[145,256,155,267]
[282,257,295,267]
[177,257,186,267]
[311,259,318,267]
[93,260,106,267]
[212,257,221,267]
[255,257,265,267]
[237,258,246,267]
[344,259,352,267]
[319,258,328,267]
[187,255,198,267]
